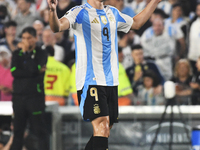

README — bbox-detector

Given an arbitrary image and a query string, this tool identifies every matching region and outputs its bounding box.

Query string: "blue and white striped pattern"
[64,3,133,90]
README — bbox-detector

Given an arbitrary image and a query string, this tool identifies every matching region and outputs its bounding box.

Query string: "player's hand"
[47,0,58,12]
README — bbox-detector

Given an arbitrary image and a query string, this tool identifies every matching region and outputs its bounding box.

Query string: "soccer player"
[48,0,161,149]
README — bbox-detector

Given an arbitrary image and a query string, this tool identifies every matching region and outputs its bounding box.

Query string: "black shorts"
[77,85,118,125]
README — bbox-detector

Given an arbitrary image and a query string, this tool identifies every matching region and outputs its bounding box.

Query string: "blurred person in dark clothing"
[0,21,19,52]
[126,44,165,95]
[118,30,140,69]
[0,5,10,38]
[171,59,193,105]
[10,27,49,150]
[56,0,77,19]
[190,57,200,105]
[56,0,77,39]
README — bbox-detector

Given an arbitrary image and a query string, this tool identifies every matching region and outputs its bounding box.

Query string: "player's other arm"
[131,0,161,30]
[48,0,70,32]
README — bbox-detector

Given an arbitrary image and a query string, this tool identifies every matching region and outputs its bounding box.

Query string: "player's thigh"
[77,85,109,122]
[107,86,119,126]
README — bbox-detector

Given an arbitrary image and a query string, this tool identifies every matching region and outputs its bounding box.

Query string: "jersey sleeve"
[117,11,133,33]
[63,6,84,29]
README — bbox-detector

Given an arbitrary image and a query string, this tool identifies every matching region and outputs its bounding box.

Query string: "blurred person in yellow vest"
[44,45,70,106]
[68,63,78,106]
[118,47,134,106]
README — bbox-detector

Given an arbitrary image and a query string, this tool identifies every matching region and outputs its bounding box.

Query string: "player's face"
[132,49,143,64]
[196,5,200,17]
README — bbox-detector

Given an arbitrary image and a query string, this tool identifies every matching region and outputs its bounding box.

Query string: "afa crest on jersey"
[101,16,107,25]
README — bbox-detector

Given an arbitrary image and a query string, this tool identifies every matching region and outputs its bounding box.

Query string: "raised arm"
[47,0,70,32]
[131,0,161,30]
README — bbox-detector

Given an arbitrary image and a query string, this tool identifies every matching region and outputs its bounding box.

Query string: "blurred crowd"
[0,0,200,110]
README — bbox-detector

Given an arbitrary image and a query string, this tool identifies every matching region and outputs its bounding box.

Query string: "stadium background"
[0,0,200,149]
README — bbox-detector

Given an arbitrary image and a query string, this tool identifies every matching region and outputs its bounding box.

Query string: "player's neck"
[87,0,104,10]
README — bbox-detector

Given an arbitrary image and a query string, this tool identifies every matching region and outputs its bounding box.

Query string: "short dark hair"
[143,70,157,87]
[0,5,7,14]
[172,3,182,9]
[131,44,143,51]
[45,45,54,56]
[21,27,37,37]
[4,20,17,28]
[153,8,168,19]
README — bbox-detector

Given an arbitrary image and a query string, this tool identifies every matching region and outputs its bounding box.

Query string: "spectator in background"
[114,0,135,17]
[0,5,10,38]
[188,3,200,75]
[118,30,140,69]
[40,8,50,27]
[68,63,78,106]
[126,45,165,96]
[118,47,134,106]
[135,8,168,37]
[10,27,49,150]
[33,20,44,47]
[130,0,146,14]
[54,31,75,67]
[157,0,179,16]
[42,28,65,62]
[44,45,71,106]
[56,0,77,19]
[136,70,164,105]
[141,18,186,80]
[171,59,192,105]
[14,0,37,37]
[150,8,168,23]
[190,56,200,105]
[56,0,77,39]
[0,21,19,52]
[0,49,13,101]
[165,3,188,37]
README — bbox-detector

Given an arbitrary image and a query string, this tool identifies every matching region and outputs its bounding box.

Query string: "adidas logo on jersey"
[91,18,99,23]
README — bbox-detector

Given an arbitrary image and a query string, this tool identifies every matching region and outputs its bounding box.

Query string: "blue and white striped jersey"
[64,3,133,90]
